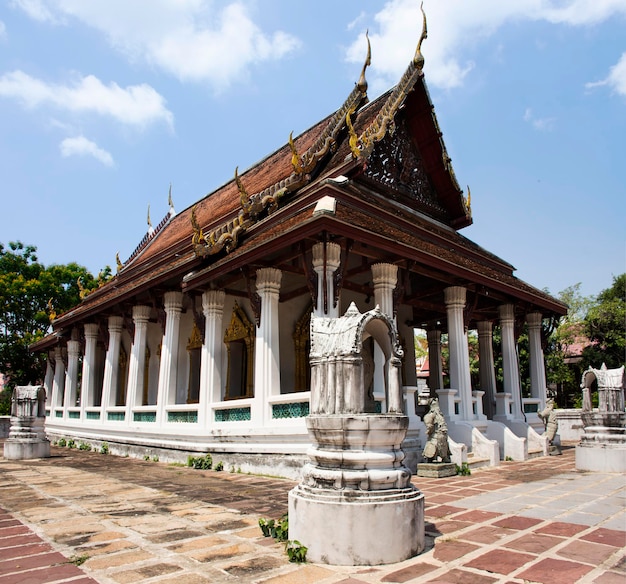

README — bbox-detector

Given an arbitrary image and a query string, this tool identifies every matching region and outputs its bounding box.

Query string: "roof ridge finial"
[357,30,371,94]
[413,2,428,70]
[168,183,175,216]
[235,166,250,209]
[147,204,154,234]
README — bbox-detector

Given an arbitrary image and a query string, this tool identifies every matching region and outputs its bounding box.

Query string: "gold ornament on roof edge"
[413,2,428,70]
[357,30,371,94]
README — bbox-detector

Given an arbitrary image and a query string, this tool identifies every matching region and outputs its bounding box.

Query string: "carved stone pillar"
[44,351,54,408]
[50,347,65,411]
[156,291,184,425]
[372,263,398,409]
[126,305,151,420]
[254,268,282,425]
[527,312,547,408]
[427,328,444,395]
[444,286,473,420]
[477,320,497,420]
[80,323,99,414]
[499,304,524,420]
[312,242,341,318]
[100,316,124,413]
[64,339,81,413]
[200,289,225,426]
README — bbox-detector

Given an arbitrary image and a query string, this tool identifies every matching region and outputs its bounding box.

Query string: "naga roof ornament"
[464,185,472,217]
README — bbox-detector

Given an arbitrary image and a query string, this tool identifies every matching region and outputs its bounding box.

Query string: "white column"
[427,328,444,395]
[44,352,54,408]
[63,339,80,414]
[372,263,398,410]
[254,268,282,426]
[126,305,151,422]
[527,311,547,408]
[80,324,99,415]
[156,291,184,425]
[100,316,124,416]
[311,242,341,318]
[200,289,225,427]
[477,320,497,420]
[499,304,524,420]
[444,286,473,420]
[50,347,65,411]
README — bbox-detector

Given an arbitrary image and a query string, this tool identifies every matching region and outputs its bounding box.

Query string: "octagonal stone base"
[288,484,424,565]
[4,439,50,460]
[576,442,626,472]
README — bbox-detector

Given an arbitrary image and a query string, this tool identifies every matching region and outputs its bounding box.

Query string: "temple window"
[186,322,203,404]
[224,302,255,399]
[293,305,312,392]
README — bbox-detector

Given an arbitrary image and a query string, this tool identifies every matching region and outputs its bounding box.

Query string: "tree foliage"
[0,241,105,405]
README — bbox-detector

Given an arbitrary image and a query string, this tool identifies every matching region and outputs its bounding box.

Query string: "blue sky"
[1,0,624,302]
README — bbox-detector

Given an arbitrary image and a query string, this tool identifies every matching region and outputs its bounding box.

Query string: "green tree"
[0,241,105,411]
[581,274,625,370]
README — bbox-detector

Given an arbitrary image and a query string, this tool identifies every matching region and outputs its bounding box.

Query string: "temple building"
[30,21,566,477]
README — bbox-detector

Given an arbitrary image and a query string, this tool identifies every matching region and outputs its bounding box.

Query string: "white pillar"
[100,316,124,415]
[80,324,99,415]
[477,320,497,420]
[200,289,225,427]
[44,352,54,408]
[156,291,184,425]
[311,242,341,318]
[63,339,80,414]
[254,268,282,426]
[372,263,398,410]
[527,312,547,408]
[126,305,151,422]
[499,304,524,421]
[444,286,473,420]
[50,347,65,411]
[427,328,444,395]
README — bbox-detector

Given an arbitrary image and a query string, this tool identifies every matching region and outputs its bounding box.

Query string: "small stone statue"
[422,397,451,463]
[538,397,561,455]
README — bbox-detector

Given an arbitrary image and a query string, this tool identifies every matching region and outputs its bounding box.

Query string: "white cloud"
[14,1,301,90]
[10,0,64,24]
[345,0,626,91]
[60,135,114,167]
[0,70,173,128]
[523,108,556,131]
[586,52,626,97]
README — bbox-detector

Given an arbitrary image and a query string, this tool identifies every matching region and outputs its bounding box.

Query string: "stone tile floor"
[0,442,624,583]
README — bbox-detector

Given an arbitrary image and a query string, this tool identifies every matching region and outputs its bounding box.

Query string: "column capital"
[312,242,341,271]
[371,263,398,289]
[66,339,81,357]
[477,320,494,336]
[132,304,152,323]
[526,311,543,329]
[163,291,184,312]
[498,303,515,324]
[83,323,99,338]
[202,289,225,313]
[108,315,124,332]
[54,346,64,361]
[256,267,282,293]
[444,285,467,308]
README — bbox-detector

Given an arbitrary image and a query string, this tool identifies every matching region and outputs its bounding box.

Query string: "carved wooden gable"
[362,114,449,223]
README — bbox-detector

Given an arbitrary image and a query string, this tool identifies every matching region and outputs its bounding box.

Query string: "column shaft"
[101,316,124,413]
[312,242,341,318]
[126,305,151,421]
[427,328,444,395]
[477,320,497,420]
[80,324,99,414]
[527,312,547,407]
[64,339,81,414]
[200,290,225,427]
[499,304,524,420]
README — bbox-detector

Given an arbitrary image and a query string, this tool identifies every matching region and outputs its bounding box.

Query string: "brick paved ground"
[0,442,624,583]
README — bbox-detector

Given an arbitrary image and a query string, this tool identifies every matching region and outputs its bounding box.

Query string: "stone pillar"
[3,385,50,460]
[372,263,398,410]
[43,352,54,408]
[254,268,282,425]
[100,316,124,414]
[63,339,81,413]
[427,328,444,395]
[444,286,473,420]
[527,312,547,408]
[80,324,99,414]
[156,291,184,425]
[311,242,341,318]
[477,320,497,420]
[200,289,225,426]
[50,347,65,411]
[126,305,151,421]
[499,304,524,420]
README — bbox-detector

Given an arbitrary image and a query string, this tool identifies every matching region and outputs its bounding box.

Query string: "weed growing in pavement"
[259,514,307,563]
[78,442,91,451]
[57,438,67,447]
[100,442,109,455]
[456,462,471,476]
[68,554,89,566]
[187,453,212,469]
[67,439,76,449]
[214,461,224,471]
